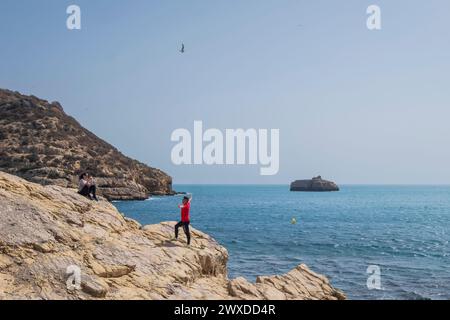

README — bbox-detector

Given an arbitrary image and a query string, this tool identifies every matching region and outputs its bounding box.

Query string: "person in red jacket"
[175,195,192,245]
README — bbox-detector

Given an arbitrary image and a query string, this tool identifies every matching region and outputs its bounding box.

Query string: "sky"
[1,0,449,184]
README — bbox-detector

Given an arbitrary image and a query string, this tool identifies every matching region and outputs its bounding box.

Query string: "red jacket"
[181,202,190,222]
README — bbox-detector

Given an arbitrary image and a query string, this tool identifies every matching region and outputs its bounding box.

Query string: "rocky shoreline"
[0,171,345,300]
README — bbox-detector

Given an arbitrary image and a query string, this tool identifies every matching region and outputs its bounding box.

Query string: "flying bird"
[180,43,185,53]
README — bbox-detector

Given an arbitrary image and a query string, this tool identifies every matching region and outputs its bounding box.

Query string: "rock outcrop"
[0,89,173,200]
[0,172,345,300]
[290,176,339,192]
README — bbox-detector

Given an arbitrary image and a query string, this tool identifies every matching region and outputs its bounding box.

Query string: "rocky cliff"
[0,172,345,300]
[0,89,172,200]
[290,176,339,192]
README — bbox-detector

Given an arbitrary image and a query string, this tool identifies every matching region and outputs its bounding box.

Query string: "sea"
[113,185,450,300]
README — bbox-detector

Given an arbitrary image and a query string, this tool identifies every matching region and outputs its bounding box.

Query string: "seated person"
[78,173,98,201]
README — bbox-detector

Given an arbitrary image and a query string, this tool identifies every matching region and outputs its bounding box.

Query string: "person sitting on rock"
[175,195,192,245]
[78,173,98,201]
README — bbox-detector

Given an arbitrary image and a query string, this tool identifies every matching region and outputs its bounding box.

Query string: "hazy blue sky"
[1,0,449,184]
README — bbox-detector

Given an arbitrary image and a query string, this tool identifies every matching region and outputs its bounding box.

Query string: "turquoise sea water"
[113,185,450,300]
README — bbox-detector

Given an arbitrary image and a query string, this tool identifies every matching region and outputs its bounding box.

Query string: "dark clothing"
[78,184,98,201]
[175,221,191,245]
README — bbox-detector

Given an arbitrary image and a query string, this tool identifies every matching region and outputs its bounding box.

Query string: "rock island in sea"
[290,176,339,192]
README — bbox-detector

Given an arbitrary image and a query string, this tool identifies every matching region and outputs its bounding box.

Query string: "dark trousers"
[175,221,191,244]
[78,185,97,200]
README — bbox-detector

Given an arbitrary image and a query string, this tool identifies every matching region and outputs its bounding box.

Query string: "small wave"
[398,290,431,300]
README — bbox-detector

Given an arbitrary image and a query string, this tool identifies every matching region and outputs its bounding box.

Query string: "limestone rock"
[0,172,345,300]
[0,88,173,200]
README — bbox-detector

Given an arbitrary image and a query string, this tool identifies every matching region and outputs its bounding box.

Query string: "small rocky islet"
[290,176,339,192]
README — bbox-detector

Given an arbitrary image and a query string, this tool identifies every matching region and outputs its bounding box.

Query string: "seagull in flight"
[180,43,185,53]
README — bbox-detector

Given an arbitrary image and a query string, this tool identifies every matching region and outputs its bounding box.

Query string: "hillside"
[0,89,172,200]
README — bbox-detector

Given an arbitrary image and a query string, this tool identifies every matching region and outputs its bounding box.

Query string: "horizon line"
[172,183,450,186]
